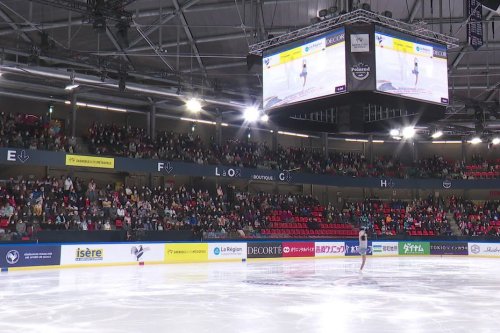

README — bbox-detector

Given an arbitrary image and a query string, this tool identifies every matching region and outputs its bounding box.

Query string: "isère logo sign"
[75,248,104,261]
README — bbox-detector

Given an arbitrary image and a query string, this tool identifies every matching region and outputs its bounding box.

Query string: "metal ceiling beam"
[127,32,249,52]
[0,0,333,37]
[249,9,459,54]
[256,0,267,41]
[455,65,500,71]
[134,24,175,72]
[126,28,292,53]
[106,27,135,70]
[0,5,485,38]
[0,62,248,108]
[171,0,207,78]
[29,0,134,22]
[0,6,32,43]
[408,0,423,23]
[485,89,498,101]
[127,0,200,49]
[181,61,246,73]
[449,45,468,72]
[0,47,253,98]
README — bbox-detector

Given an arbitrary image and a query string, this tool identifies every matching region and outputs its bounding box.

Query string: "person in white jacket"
[359,227,368,271]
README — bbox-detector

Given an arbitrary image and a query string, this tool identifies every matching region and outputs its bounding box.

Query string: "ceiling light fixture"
[244,106,260,122]
[402,126,416,139]
[431,130,443,139]
[186,98,202,113]
[470,137,482,144]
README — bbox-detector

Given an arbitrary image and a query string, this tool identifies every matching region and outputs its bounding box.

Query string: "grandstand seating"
[4,113,500,180]
[453,199,500,236]
[341,199,450,237]
[260,207,359,238]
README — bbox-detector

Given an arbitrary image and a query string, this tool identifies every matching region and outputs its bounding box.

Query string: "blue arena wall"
[1,240,499,271]
[2,147,500,189]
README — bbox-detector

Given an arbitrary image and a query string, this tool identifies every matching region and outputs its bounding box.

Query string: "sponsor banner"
[351,33,370,52]
[165,243,208,263]
[208,243,247,261]
[372,242,399,256]
[430,242,468,255]
[345,24,376,91]
[60,244,164,265]
[0,245,61,268]
[398,242,430,255]
[468,243,500,256]
[345,241,373,256]
[65,154,115,169]
[467,0,483,51]
[282,242,315,258]
[247,242,283,258]
[314,242,346,257]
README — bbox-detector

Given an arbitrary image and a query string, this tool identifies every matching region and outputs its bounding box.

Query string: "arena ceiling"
[0,0,500,137]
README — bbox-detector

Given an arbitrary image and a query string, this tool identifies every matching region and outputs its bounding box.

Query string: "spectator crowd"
[3,111,500,180]
[0,175,327,241]
[2,174,500,240]
[341,196,452,237]
[452,197,500,237]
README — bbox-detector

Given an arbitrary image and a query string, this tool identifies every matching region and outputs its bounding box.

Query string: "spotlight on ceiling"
[64,83,79,91]
[244,106,260,122]
[382,10,393,18]
[389,129,400,137]
[318,9,328,17]
[470,137,482,144]
[431,130,443,139]
[260,114,269,123]
[186,98,202,113]
[402,126,416,139]
[310,17,321,24]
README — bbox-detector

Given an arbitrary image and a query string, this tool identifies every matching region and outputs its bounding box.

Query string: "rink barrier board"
[2,240,500,271]
[5,260,166,272]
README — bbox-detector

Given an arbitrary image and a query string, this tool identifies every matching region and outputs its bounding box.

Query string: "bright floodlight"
[244,107,259,122]
[186,98,202,112]
[65,83,80,91]
[389,129,400,136]
[431,130,443,139]
[492,138,500,145]
[260,114,269,122]
[402,126,416,139]
[470,137,482,144]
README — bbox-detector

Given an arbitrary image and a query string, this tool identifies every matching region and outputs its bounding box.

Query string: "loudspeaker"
[482,0,500,13]
[246,54,262,73]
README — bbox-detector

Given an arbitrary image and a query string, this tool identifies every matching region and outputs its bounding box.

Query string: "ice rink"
[1,257,499,333]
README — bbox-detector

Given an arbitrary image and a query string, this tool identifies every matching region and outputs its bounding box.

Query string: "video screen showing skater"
[263,27,347,109]
[375,27,449,105]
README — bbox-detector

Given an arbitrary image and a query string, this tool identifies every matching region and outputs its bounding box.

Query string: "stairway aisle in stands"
[448,212,462,236]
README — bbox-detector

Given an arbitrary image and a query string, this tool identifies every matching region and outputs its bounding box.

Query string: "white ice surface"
[1,257,499,333]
